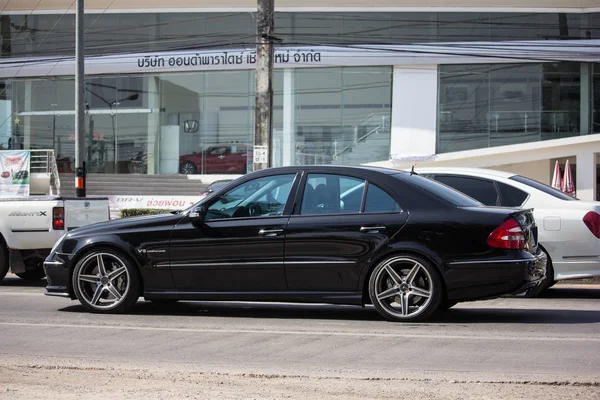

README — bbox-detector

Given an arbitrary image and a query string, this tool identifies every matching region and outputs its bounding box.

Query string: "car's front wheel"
[369,255,442,322]
[72,248,141,313]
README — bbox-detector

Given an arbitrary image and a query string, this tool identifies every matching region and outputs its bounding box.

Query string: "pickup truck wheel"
[0,244,8,281]
[16,270,46,281]
[369,255,442,322]
[72,248,141,313]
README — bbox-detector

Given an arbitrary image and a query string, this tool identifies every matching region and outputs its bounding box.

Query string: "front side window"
[301,174,365,215]
[206,174,296,220]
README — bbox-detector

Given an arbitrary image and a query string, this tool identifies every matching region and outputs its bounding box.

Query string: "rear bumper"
[445,249,547,301]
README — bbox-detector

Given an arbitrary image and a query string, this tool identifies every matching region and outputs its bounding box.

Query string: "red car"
[1,171,10,178]
[179,144,249,175]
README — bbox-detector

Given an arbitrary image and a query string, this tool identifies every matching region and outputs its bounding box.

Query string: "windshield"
[510,175,578,201]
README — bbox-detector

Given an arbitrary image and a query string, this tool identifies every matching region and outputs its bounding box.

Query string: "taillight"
[487,218,525,249]
[583,211,600,238]
[52,206,65,230]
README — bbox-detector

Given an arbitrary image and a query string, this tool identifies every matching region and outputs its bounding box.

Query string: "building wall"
[491,160,552,185]
[5,0,599,12]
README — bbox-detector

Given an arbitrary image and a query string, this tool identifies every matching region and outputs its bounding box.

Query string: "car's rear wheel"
[72,248,140,313]
[179,161,197,175]
[368,255,442,322]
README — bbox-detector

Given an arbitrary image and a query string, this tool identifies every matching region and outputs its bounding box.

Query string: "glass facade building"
[0,11,599,175]
[439,62,600,153]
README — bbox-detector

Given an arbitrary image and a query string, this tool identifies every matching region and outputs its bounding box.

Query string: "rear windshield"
[393,173,482,207]
[510,175,577,201]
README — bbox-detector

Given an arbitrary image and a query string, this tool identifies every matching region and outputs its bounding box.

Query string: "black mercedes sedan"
[44,165,546,322]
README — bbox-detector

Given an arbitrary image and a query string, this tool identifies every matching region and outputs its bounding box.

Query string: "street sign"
[253,145,268,164]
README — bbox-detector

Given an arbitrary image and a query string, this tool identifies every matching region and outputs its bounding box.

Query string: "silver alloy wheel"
[372,257,434,319]
[75,252,130,310]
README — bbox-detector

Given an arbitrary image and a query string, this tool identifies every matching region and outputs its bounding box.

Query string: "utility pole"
[75,0,86,197]
[253,0,274,171]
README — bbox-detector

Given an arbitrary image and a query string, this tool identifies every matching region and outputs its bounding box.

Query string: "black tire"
[524,250,555,298]
[179,161,197,175]
[438,300,458,311]
[368,254,443,322]
[72,247,141,314]
[16,270,46,281]
[16,258,46,280]
[0,244,8,282]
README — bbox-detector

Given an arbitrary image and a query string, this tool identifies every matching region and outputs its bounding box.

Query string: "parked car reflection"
[179,144,249,175]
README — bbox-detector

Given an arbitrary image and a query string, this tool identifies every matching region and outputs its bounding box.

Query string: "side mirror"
[189,205,207,225]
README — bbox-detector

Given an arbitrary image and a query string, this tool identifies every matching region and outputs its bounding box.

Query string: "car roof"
[411,167,517,180]
[252,165,404,176]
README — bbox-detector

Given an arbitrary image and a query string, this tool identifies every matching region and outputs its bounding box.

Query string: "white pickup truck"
[0,197,110,281]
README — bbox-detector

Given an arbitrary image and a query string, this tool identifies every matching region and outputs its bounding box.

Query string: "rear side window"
[497,182,529,207]
[510,175,577,201]
[434,175,499,206]
[393,173,481,207]
[301,174,365,215]
[364,184,402,213]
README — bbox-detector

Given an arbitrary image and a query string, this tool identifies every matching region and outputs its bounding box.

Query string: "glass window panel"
[439,62,585,153]
[292,67,391,166]
[2,12,600,60]
[207,174,296,220]
[437,13,490,42]
[541,63,581,140]
[489,64,542,147]
[364,183,401,213]
[497,182,529,207]
[301,174,364,215]
[159,70,254,175]
[434,175,499,206]
[592,64,600,133]
[438,64,490,153]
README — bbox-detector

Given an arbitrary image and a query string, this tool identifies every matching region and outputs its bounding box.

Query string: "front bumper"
[43,252,74,299]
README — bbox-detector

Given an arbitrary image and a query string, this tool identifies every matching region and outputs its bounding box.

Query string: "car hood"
[66,212,184,237]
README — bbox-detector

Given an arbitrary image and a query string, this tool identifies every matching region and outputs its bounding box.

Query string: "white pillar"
[390,65,438,162]
[23,80,32,149]
[282,68,295,166]
[146,76,159,175]
[576,151,596,201]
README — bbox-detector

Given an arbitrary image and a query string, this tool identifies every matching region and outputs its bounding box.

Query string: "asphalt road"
[0,274,599,399]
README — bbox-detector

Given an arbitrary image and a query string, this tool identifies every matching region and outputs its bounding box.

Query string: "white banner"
[94,195,200,219]
[0,150,30,197]
[1,40,599,78]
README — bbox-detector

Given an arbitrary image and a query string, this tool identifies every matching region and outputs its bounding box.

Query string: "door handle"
[259,228,284,237]
[360,226,386,233]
